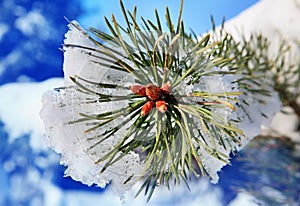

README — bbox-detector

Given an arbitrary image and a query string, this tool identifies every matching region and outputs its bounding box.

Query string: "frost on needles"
[40,0,280,202]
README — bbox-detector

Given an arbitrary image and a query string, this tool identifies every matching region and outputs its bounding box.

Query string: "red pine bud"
[129,85,146,96]
[146,84,161,100]
[161,82,172,94]
[141,101,155,116]
[156,100,167,113]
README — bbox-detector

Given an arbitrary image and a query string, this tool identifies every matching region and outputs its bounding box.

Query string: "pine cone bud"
[146,84,161,100]
[161,82,172,94]
[141,101,155,116]
[155,100,167,113]
[129,85,146,96]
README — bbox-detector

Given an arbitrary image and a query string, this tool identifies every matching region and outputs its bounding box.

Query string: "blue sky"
[78,0,259,34]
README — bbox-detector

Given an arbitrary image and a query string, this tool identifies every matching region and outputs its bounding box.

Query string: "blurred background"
[1,0,299,205]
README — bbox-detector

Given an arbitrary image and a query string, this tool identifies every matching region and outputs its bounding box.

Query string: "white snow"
[224,0,300,141]
[224,0,300,53]
[0,78,63,150]
[263,106,300,141]
[40,21,144,195]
